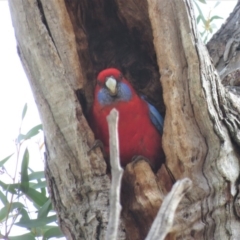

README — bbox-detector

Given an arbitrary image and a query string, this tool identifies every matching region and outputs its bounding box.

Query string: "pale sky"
[0,2,42,162]
[0,2,46,238]
[0,0,238,238]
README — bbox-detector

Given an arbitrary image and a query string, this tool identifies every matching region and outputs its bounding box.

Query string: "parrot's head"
[95,68,134,106]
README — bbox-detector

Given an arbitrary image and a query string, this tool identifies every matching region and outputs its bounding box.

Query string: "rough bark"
[207,3,240,98]
[207,1,240,146]
[148,1,240,239]
[8,0,240,239]
[207,1,240,86]
[8,1,114,239]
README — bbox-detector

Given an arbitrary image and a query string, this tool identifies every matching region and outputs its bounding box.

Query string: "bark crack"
[96,211,103,240]
[36,0,62,61]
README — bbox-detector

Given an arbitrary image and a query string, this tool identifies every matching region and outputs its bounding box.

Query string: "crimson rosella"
[89,68,164,169]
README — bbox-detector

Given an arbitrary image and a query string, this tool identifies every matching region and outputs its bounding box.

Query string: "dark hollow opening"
[65,0,165,117]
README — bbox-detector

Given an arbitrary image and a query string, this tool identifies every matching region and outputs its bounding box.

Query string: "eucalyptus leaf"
[31,181,47,189]
[0,202,25,221]
[0,180,18,194]
[9,232,35,240]
[0,153,14,167]
[24,124,43,140]
[210,15,223,22]
[23,187,48,206]
[20,149,29,192]
[18,207,30,222]
[214,1,221,9]
[197,0,206,4]
[193,0,206,24]
[43,226,63,239]
[15,215,57,228]
[17,134,26,143]
[28,170,46,195]
[21,103,28,120]
[38,198,52,219]
[0,190,9,205]
[28,171,45,181]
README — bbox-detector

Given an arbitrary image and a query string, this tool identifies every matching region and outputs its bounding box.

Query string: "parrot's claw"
[88,139,107,158]
[131,155,155,170]
[131,155,151,164]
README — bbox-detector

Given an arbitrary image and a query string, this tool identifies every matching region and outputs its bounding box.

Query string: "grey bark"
[8,1,117,239]
[147,0,240,239]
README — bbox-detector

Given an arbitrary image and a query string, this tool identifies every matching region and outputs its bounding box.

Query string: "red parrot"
[89,68,164,169]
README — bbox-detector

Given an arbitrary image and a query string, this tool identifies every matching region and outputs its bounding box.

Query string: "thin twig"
[106,109,123,240]
[146,178,192,240]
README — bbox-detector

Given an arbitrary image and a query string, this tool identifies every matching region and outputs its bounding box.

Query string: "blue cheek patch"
[119,83,132,101]
[97,83,132,106]
[98,89,112,106]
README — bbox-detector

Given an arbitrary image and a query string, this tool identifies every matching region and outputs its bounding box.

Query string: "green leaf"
[43,226,63,239]
[0,190,9,205]
[0,180,18,194]
[23,188,48,206]
[197,15,201,24]
[28,169,46,195]
[0,202,25,221]
[17,124,42,142]
[28,171,45,181]
[38,198,52,219]
[31,181,47,189]
[18,208,30,222]
[214,1,221,9]
[21,103,28,120]
[0,153,14,167]
[197,0,206,4]
[20,149,29,192]
[24,124,43,140]
[15,215,57,228]
[9,232,35,240]
[210,15,223,22]
[193,1,206,25]
[17,134,26,143]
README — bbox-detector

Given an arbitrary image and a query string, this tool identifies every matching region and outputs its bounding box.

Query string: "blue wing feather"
[141,96,164,134]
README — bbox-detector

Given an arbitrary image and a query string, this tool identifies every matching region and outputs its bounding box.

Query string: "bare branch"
[106,109,123,240]
[146,178,192,240]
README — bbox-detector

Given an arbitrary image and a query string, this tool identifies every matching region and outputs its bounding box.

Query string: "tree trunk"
[8,0,240,239]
